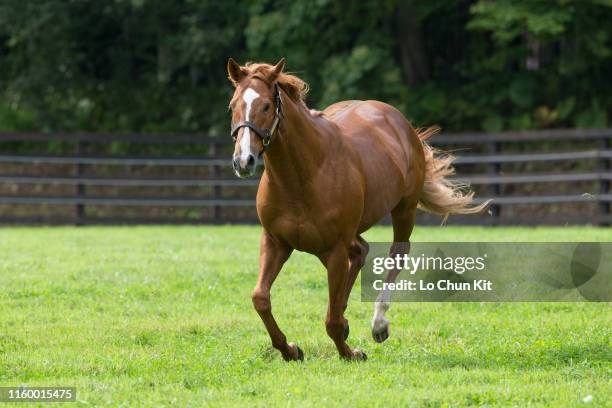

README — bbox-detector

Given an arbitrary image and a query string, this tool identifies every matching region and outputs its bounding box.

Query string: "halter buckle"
[262,134,271,147]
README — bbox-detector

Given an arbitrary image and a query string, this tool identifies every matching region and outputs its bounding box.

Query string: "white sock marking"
[372,292,391,333]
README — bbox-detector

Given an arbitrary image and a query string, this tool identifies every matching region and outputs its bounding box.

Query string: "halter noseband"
[231,83,283,149]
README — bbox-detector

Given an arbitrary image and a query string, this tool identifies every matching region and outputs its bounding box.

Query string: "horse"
[227,57,487,361]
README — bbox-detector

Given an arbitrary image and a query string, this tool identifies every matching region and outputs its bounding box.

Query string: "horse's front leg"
[321,244,367,361]
[252,231,302,361]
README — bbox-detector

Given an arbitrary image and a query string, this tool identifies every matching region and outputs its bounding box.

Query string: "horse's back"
[322,100,362,121]
[322,99,426,229]
[324,99,419,146]
[323,99,423,172]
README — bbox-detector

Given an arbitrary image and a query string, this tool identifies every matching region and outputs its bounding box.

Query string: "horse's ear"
[269,57,286,82]
[227,58,247,85]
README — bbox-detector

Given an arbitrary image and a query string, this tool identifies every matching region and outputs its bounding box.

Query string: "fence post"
[487,140,501,225]
[209,140,221,223]
[599,136,610,226]
[74,140,86,225]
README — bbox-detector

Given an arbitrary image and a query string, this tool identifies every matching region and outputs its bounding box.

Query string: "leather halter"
[231,83,283,148]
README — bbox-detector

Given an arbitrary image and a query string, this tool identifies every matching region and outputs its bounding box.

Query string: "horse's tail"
[416,126,489,222]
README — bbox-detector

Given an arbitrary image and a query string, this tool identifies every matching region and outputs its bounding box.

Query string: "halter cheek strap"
[231,83,283,148]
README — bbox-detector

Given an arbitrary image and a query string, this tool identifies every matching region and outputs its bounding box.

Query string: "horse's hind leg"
[342,235,369,340]
[372,201,417,343]
[252,231,302,361]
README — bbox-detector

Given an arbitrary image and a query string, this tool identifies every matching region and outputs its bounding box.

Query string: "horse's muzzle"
[232,154,257,178]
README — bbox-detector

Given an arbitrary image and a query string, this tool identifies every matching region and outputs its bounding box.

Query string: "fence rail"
[2,127,609,144]
[0,128,609,225]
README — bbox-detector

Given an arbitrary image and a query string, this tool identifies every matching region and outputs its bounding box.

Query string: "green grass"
[0,226,610,407]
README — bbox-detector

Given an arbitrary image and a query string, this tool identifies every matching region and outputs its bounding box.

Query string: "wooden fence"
[0,128,609,225]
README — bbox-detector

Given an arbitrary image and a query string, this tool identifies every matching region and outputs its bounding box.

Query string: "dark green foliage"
[0,0,610,134]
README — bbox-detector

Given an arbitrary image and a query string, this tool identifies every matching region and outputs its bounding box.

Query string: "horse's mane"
[243,62,309,103]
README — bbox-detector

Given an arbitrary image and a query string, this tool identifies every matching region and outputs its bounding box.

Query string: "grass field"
[0,226,610,407]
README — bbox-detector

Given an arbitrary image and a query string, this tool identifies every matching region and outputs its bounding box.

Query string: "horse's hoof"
[344,324,350,340]
[372,326,389,343]
[287,342,304,362]
[352,349,367,361]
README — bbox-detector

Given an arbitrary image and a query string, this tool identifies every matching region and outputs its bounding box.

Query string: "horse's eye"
[263,103,270,112]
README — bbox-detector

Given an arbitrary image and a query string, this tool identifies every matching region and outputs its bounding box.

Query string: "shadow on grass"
[409,342,610,370]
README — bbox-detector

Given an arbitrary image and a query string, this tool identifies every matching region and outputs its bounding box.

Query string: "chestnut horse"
[227,58,486,361]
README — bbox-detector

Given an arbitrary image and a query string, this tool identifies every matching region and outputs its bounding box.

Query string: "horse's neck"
[263,96,326,188]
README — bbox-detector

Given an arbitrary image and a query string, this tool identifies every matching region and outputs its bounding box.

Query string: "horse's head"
[227,57,286,178]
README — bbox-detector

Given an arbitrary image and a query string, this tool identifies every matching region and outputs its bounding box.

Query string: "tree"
[0,0,610,135]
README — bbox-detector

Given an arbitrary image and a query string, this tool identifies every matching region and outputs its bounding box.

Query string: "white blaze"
[240,88,260,166]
